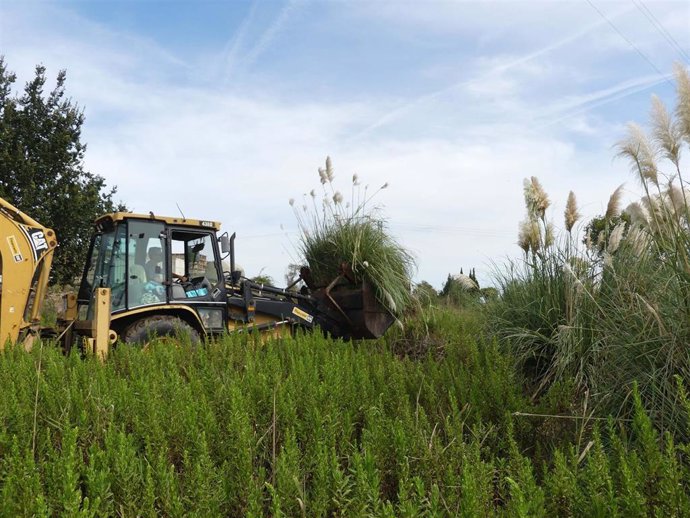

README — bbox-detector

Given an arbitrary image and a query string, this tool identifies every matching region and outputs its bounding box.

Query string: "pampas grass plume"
[454,273,478,291]
[325,156,334,181]
[518,220,531,254]
[523,176,550,220]
[607,222,625,254]
[545,222,555,248]
[617,123,659,187]
[605,185,624,220]
[626,225,651,255]
[651,95,682,167]
[674,63,690,144]
[564,191,581,232]
[665,184,686,216]
[528,219,541,252]
[623,202,648,226]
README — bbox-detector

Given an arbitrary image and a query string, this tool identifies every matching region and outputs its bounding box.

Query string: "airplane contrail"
[535,73,670,129]
[346,5,633,142]
[220,0,259,84]
[243,0,305,68]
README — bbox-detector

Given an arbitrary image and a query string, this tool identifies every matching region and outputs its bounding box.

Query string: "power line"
[272,223,515,239]
[584,0,674,87]
[389,222,515,239]
[633,0,690,65]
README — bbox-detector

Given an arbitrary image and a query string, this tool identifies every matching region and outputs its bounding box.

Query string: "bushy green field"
[1,310,689,517]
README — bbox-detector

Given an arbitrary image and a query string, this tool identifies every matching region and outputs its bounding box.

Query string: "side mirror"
[220,233,230,254]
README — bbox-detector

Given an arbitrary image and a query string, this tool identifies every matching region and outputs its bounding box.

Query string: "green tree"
[0,58,124,284]
[251,273,275,286]
[440,271,479,307]
[583,199,630,258]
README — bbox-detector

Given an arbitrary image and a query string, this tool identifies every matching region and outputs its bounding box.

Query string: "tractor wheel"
[122,315,200,346]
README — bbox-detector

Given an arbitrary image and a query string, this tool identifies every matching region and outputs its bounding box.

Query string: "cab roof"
[95,212,222,231]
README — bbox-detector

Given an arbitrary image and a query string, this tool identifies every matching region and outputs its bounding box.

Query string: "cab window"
[127,220,166,308]
[79,223,127,317]
[170,231,220,299]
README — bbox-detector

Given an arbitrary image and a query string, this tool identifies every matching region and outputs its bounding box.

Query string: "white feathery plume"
[651,94,682,167]
[674,63,690,145]
[453,273,478,291]
[325,156,334,182]
[617,123,659,187]
[623,202,648,226]
[607,222,626,254]
[605,185,625,220]
[564,191,581,233]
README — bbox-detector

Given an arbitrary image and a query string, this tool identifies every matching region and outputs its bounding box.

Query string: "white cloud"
[1,0,685,290]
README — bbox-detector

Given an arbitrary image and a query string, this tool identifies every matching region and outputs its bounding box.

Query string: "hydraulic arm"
[0,197,57,348]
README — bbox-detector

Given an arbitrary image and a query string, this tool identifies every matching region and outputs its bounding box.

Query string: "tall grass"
[290,158,415,318]
[1,325,689,516]
[489,64,690,439]
[490,241,600,398]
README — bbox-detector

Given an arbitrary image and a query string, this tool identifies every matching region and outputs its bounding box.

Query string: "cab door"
[169,229,226,331]
[125,220,168,309]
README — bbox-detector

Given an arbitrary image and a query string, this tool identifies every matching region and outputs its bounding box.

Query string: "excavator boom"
[0,197,57,347]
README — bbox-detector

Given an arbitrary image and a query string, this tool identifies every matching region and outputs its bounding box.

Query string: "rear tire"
[122,315,200,346]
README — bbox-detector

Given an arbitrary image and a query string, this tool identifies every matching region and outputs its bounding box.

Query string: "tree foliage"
[440,269,481,307]
[0,58,123,284]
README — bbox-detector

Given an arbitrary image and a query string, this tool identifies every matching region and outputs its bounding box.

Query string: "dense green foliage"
[1,315,689,516]
[487,66,690,440]
[300,216,415,317]
[0,58,123,284]
[292,158,415,318]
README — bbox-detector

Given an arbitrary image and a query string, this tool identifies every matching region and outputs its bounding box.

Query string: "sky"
[1,0,689,289]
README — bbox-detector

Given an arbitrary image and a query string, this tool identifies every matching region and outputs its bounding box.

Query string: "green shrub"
[0,329,688,515]
[290,157,415,318]
[488,65,690,439]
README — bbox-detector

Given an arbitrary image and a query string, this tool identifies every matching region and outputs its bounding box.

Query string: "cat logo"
[19,226,50,260]
[30,230,48,252]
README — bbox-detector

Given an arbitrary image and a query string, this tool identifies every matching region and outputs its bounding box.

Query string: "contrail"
[242,0,305,68]
[220,0,259,84]
[347,4,633,142]
[535,73,670,129]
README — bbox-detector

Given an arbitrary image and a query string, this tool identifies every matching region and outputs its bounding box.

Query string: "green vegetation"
[291,157,415,318]
[1,316,689,516]
[3,59,690,518]
[487,64,690,440]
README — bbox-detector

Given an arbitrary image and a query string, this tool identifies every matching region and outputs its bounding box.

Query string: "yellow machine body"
[0,199,394,357]
[0,197,58,348]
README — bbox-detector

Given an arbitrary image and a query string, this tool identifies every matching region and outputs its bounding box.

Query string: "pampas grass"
[675,62,690,143]
[490,64,690,439]
[618,122,660,187]
[605,184,624,220]
[564,191,580,233]
[291,157,415,318]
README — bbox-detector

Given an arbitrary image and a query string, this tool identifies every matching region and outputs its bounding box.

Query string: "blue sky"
[1,0,689,287]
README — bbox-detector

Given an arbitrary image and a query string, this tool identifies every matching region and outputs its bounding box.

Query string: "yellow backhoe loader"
[0,196,395,358]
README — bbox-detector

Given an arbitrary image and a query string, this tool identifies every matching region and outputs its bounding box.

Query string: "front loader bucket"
[313,281,395,339]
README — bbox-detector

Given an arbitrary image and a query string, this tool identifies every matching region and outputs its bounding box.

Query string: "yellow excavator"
[0,196,394,358]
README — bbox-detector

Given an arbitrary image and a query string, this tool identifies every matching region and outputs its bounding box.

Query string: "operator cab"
[77,213,227,333]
